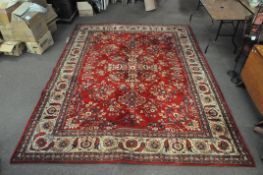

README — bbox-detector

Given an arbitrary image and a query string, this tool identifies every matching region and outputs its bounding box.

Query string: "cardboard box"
[0,24,15,41]
[48,19,57,34]
[0,1,21,26]
[45,4,57,23]
[26,31,54,54]
[0,41,25,56]
[77,2,93,11]
[0,21,47,42]
[18,0,47,7]
[11,15,48,42]
[12,2,47,22]
[78,10,93,17]
[11,2,48,42]
[77,2,93,16]
[144,0,156,11]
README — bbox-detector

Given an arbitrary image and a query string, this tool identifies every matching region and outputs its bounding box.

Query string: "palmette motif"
[11,25,254,166]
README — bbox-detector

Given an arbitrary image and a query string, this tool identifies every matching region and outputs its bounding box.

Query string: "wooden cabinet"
[241,45,263,116]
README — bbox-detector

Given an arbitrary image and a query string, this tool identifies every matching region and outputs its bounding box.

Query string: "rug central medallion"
[11,25,254,166]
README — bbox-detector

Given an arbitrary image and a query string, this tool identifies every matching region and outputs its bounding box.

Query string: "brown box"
[78,10,93,17]
[45,4,57,23]
[144,0,156,11]
[0,41,25,56]
[0,1,21,26]
[77,2,93,16]
[18,0,47,7]
[12,3,48,42]
[11,16,48,42]
[48,19,57,34]
[0,24,15,41]
[12,2,46,22]
[26,31,54,54]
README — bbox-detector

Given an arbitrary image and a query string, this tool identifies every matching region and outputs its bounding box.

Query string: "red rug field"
[11,24,254,166]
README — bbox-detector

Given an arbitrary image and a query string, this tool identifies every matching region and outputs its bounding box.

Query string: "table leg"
[189,0,203,22]
[205,20,223,53]
[232,21,241,54]
[215,21,223,41]
[205,20,241,53]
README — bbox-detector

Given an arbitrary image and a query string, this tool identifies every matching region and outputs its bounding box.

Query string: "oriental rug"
[11,24,254,166]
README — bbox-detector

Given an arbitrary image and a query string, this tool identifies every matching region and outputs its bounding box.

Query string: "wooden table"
[190,0,253,53]
[238,0,258,14]
[201,0,251,20]
[191,0,252,20]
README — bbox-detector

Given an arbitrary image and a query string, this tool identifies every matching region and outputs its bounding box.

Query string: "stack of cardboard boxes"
[0,0,58,56]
